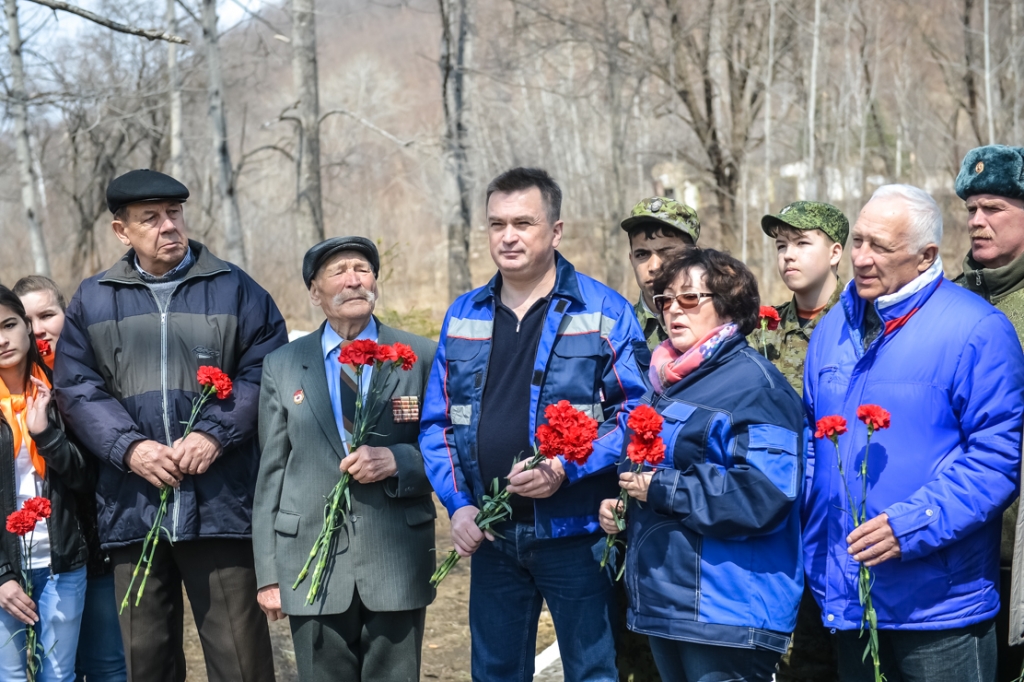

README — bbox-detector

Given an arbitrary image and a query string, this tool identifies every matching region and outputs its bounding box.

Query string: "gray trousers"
[289,587,425,682]
[111,538,275,682]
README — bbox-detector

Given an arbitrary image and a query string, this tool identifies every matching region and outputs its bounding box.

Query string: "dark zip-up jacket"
[0,402,91,587]
[54,241,288,549]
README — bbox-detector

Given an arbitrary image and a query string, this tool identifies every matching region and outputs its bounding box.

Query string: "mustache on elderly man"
[332,288,377,306]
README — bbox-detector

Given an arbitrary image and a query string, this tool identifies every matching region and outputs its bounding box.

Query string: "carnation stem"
[599,462,643,577]
[430,450,547,588]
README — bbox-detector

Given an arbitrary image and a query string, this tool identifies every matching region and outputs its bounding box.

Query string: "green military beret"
[620,197,700,243]
[761,201,849,246]
[955,145,1024,201]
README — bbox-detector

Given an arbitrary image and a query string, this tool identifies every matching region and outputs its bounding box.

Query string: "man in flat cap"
[54,169,288,682]
[253,237,437,682]
[954,146,1024,680]
[621,197,700,352]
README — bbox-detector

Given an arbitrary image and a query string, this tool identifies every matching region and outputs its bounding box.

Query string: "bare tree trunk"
[5,0,50,276]
[762,0,776,285]
[602,0,627,293]
[167,0,183,179]
[201,0,247,267]
[1014,0,1021,141]
[807,0,821,200]
[292,0,324,248]
[983,0,996,143]
[439,0,473,300]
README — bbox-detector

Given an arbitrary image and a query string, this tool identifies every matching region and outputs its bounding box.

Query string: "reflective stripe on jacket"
[419,254,648,538]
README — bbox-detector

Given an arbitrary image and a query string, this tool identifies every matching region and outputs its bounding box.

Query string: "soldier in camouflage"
[953,145,1024,682]
[621,197,700,351]
[758,200,849,682]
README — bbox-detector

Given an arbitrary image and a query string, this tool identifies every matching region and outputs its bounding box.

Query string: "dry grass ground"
[180,495,557,681]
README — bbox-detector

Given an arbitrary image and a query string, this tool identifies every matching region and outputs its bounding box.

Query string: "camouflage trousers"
[615,580,662,682]
[777,586,839,682]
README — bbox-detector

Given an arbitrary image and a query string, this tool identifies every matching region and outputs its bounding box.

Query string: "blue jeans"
[0,566,87,682]
[468,524,617,682]
[75,574,126,682]
[648,635,782,681]
[836,619,996,682]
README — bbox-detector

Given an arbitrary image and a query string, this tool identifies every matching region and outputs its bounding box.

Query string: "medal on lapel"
[293,389,305,405]
[391,396,420,423]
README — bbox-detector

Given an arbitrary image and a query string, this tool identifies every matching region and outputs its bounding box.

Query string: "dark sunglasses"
[652,292,715,312]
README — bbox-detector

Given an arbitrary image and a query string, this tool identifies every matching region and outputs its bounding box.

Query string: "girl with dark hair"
[599,248,805,681]
[0,285,90,681]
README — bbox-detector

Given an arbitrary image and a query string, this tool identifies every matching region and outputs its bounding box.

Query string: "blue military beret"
[106,169,189,214]
[302,236,380,288]
[955,145,1024,200]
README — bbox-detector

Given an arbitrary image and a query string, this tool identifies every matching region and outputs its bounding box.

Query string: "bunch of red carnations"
[5,495,52,681]
[293,339,417,604]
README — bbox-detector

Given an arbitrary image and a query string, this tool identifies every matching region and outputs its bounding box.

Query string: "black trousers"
[111,538,275,682]
[289,587,425,682]
[998,568,1024,681]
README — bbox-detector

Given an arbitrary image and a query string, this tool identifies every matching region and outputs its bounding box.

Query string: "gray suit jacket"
[253,319,437,616]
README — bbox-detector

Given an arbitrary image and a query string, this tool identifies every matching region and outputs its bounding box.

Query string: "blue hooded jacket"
[803,274,1024,631]
[611,333,805,653]
[419,254,648,538]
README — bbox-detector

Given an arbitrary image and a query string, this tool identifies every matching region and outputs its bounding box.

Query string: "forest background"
[0,0,1015,335]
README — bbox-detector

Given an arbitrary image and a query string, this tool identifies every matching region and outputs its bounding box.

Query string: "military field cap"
[620,197,700,243]
[761,200,849,245]
[106,169,189,214]
[303,236,380,288]
[955,145,1024,200]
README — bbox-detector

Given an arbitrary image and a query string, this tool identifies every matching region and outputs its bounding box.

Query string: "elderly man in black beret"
[54,169,288,682]
[253,237,437,682]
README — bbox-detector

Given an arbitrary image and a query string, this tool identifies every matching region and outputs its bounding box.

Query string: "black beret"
[106,169,190,214]
[303,237,380,288]
[955,145,1024,201]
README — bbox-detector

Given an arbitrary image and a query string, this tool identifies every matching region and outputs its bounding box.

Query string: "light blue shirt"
[322,318,377,449]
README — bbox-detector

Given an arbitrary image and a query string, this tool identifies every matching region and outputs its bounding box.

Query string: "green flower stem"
[600,462,643,578]
[21,534,41,682]
[759,323,769,358]
[430,450,546,588]
[297,472,351,604]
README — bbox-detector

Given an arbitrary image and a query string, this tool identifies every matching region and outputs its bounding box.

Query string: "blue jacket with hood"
[803,272,1024,631]
[419,253,648,538]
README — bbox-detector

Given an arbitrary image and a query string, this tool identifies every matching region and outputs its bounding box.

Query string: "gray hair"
[867,184,943,252]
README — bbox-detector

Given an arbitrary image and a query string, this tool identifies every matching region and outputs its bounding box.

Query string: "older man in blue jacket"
[420,167,647,682]
[803,184,1024,682]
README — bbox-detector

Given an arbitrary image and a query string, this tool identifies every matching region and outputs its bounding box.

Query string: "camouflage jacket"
[749,278,843,396]
[635,296,667,351]
[955,253,1024,565]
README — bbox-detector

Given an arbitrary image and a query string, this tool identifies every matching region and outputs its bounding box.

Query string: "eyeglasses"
[652,292,715,312]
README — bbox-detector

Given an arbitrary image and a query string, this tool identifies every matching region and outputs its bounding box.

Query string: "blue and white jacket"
[419,254,648,538]
[612,333,805,652]
[804,272,1024,630]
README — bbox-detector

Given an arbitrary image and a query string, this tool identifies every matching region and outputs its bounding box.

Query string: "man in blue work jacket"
[420,167,647,682]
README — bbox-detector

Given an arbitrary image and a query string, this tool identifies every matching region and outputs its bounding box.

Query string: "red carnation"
[22,497,51,521]
[536,400,599,464]
[6,509,36,537]
[392,342,418,371]
[626,405,665,465]
[374,344,399,364]
[814,415,848,442]
[198,366,233,400]
[35,338,52,357]
[339,339,379,367]
[856,404,891,432]
[759,306,781,331]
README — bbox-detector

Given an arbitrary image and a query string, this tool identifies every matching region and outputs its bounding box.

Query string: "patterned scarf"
[0,363,50,477]
[648,323,738,394]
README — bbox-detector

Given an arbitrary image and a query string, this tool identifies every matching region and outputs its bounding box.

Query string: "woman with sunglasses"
[0,285,90,681]
[598,248,805,681]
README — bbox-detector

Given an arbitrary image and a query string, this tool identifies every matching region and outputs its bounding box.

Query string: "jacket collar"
[660,333,748,396]
[473,252,583,306]
[840,263,944,350]
[99,240,230,286]
[778,276,844,336]
[960,250,1024,301]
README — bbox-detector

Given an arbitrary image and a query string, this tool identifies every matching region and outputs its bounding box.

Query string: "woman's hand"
[0,580,37,625]
[619,471,654,502]
[599,498,625,534]
[24,377,51,436]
